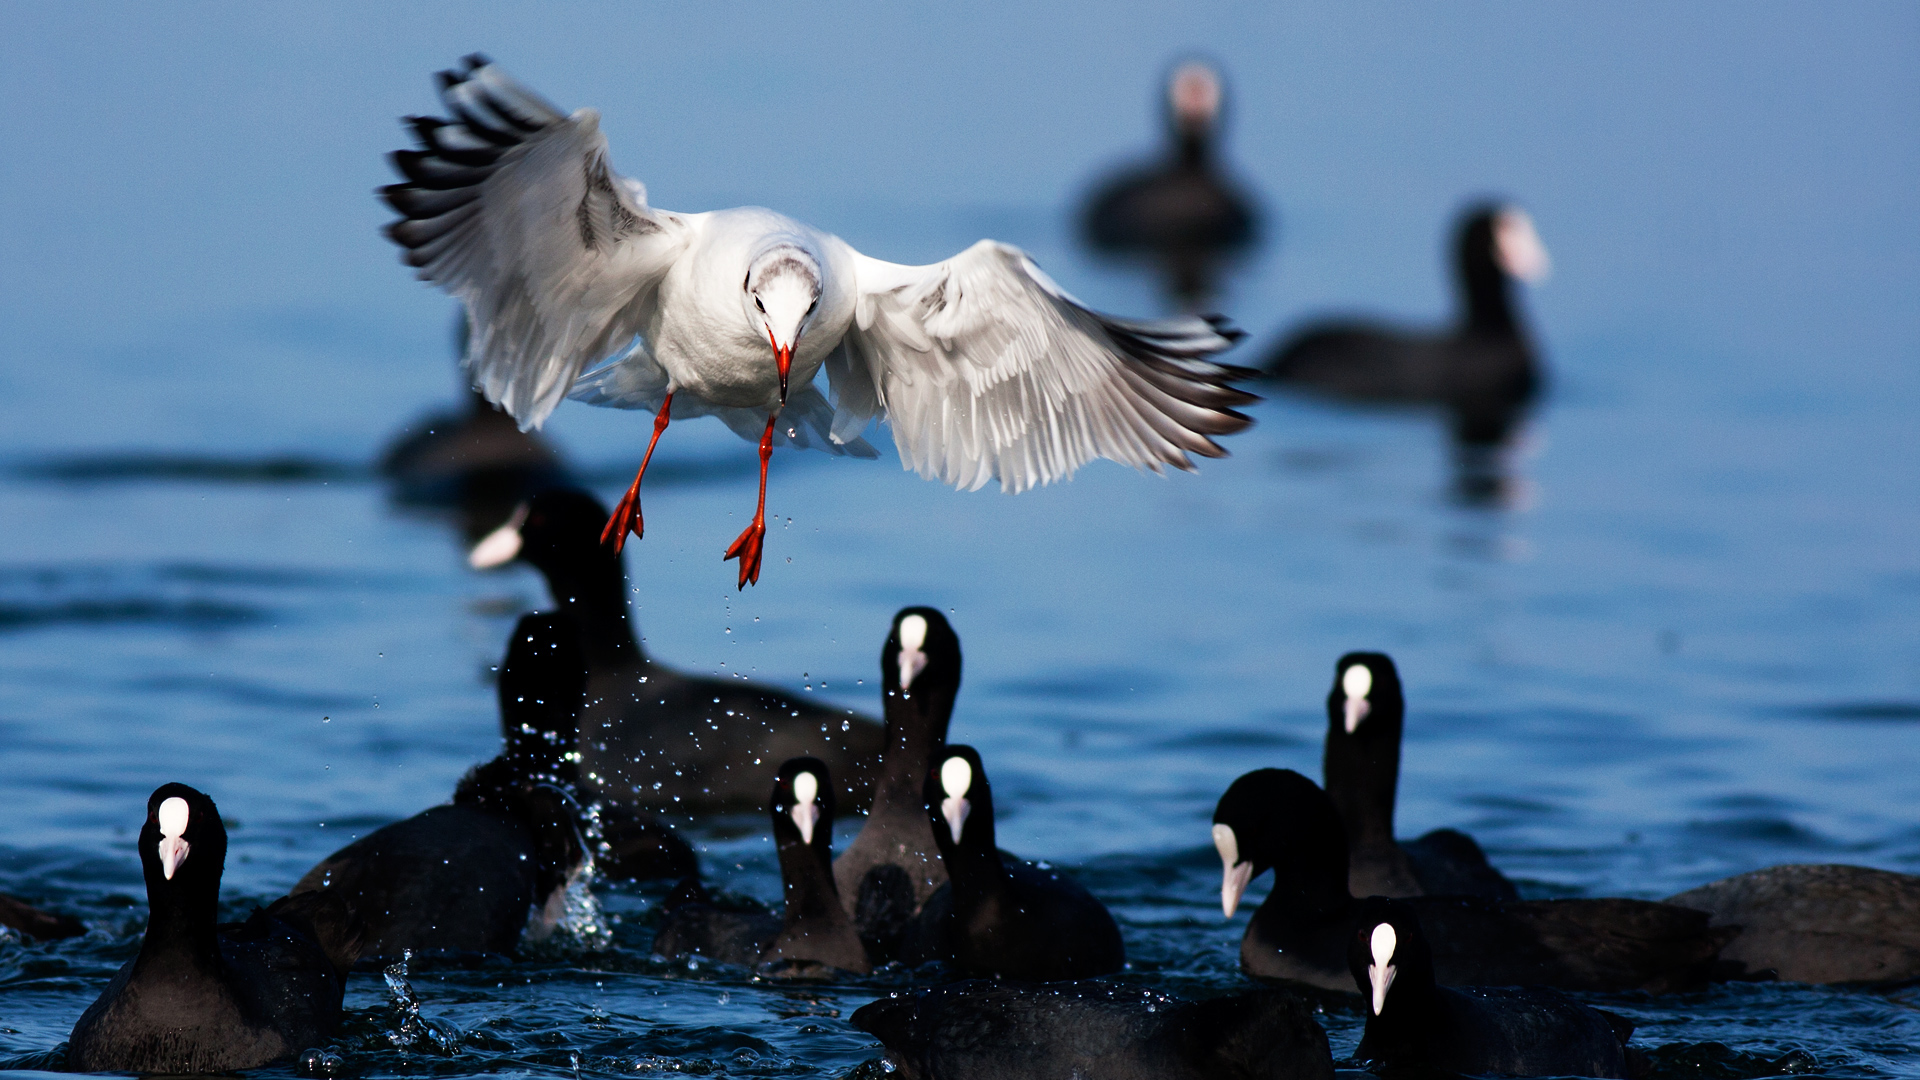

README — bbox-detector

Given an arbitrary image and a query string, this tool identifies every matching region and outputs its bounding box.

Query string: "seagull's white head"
[745,245,823,405]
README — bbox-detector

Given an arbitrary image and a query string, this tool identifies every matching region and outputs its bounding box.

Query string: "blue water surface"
[2,2,1917,1076]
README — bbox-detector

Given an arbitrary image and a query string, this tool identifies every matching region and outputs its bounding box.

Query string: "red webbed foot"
[724,517,766,589]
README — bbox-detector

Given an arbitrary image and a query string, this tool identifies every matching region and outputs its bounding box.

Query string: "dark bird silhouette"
[1320,651,1516,900]
[1082,60,1261,310]
[1351,897,1638,1078]
[1211,769,1730,993]
[833,607,960,962]
[852,979,1333,1080]
[380,311,569,541]
[1667,864,1920,984]
[289,612,608,958]
[1264,203,1548,501]
[68,784,360,1073]
[924,745,1125,980]
[654,757,870,977]
[468,488,884,814]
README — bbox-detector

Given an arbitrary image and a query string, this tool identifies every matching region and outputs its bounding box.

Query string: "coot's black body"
[853,980,1333,1080]
[68,784,359,1074]
[1213,769,1729,993]
[1668,863,1920,984]
[290,613,594,959]
[926,746,1125,980]
[471,489,883,814]
[655,758,869,976]
[1082,62,1260,309]
[1352,897,1636,1078]
[833,608,960,962]
[1264,204,1545,447]
[1320,651,1516,900]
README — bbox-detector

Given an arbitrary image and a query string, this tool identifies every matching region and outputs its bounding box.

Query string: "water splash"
[381,950,458,1054]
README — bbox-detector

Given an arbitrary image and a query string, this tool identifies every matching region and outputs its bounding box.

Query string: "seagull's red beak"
[767,328,792,406]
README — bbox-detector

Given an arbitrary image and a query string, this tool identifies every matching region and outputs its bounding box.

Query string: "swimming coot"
[380,311,569,540]
[1212,769,1730,993]
[68,784,360,1073]
[1082,60,1261,308]
[1263,203,1548,447]
[469,488,884,812]
[1320,651,1516,900]
[924,745,1125,980]
[654,757,870,976]
[1667,863,1920,984]
[0,892,84,940]
[1351,896,1637,1078]
[833,607,961,961]
[852,979,1333,1080]
[289,612,598,958]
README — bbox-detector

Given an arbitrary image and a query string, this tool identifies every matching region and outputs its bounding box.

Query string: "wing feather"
[836,241,1255,493]
[380,55,686,429]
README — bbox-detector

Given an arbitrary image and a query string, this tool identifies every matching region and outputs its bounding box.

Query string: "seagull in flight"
[382,56,1257,588]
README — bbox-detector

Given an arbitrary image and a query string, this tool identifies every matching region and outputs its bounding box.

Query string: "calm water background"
[2,2,1918,1076]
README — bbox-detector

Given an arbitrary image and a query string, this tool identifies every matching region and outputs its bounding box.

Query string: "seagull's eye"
[806,300,817,315]
[754,297,765,313]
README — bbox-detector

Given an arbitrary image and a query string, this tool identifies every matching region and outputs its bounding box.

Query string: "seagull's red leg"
[724,413,776,589]
[600,392,674,553]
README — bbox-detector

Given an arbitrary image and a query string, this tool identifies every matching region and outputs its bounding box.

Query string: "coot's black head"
[1327,652,1404,738]
[497,611,589,784]
[1349,896,1437,1019]
[468,488,613,580]
[1212,769,1350,917]
[924,744,994,856]
[1455,202,1550,330]
[770,757,836,857]
[882,606,962,709]
[139,783,227,922]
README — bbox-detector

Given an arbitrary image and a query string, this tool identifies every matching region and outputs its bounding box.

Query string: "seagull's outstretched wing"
[832,241,1256,493]
[382,55,689,429]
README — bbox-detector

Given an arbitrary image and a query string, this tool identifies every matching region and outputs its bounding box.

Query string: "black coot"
[1082,60,1260,308]
[289,612,598,958]
[654,757,870,976]
[1667,864,1920,984]
[1351,896,1637,1078]
[1263,203,1548,448]
[1320,652,1516,900]
[0,893,84,940]
[833,607,960,961]
[380,312,569,540]
[924,745,1125,980]
[68,784,360,1073]
[468,488,884,813]
[1211,769,1730,993]
[852,979,1332,1080]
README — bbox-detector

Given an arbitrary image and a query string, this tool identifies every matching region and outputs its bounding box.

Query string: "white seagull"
[383,56,1256,587]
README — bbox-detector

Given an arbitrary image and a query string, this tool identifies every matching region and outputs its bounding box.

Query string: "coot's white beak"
[1343,696,1371,733]
[469,504,529,569]
[157,795,191,880]
[159,836,190,880]
[898,614,930,690]
[790,771,821,845]
[941,796,970,844]
[1369,922,1399,1016]
[1495,209,1552,285]
[1341,664,1374,733]
[1214,823,1253,918]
